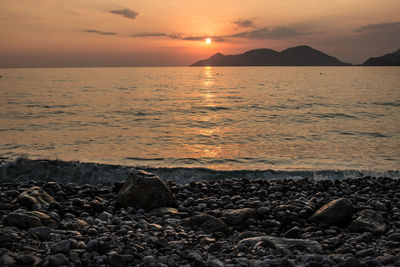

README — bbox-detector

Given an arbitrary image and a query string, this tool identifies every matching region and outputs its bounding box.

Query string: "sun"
[205,38,212,44]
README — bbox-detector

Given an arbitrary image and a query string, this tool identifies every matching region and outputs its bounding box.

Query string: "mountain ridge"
[362,49,400,66]
[191,45,352,66]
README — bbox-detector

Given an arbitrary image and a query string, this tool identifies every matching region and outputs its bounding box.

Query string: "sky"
[1,0,400,67]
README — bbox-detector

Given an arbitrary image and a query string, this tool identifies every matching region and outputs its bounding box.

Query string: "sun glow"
[205,38,212,44]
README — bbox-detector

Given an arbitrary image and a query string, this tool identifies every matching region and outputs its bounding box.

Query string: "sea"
[1,67,399,182]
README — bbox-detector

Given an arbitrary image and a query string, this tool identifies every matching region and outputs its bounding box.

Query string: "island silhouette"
[362,49,400,66]
[191,45,352,66]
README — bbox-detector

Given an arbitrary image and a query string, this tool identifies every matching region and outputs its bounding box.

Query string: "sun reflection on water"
[202,66,214,87]
[190,67,222,161]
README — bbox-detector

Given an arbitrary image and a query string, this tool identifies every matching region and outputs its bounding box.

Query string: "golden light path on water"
[0,67,399,171]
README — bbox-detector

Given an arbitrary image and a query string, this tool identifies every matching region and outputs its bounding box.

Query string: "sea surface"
[1,67,399,174]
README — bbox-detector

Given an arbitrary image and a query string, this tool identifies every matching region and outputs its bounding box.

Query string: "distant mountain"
[191,45,351,66]
[362,49,400,66]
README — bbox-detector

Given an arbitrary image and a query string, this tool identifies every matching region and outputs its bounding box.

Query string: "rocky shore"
[1,168,400,266]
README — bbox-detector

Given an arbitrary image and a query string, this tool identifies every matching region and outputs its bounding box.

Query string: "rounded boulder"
[308,198,353,226]
[116,170,176,210]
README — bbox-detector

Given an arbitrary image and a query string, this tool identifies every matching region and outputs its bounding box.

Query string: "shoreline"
[1,169,400,266]
[1,157,399,185]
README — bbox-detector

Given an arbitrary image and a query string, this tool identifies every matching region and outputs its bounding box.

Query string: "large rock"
[237,236,323,253]
[4,212,42,229]
[221,208,257,228]
[116,170,176,210]
[181,214,229,235]
[4,210,51,230]
[348,209,387,234]
[308,198,353,226]
[14,186,54,210]
[15,254,41,266]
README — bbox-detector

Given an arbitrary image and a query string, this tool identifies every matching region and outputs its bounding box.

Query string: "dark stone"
[59,218,89,232]
[254,239,277,250]
[284,226,302,238]
[16,254,40,265]
[51,239,71,254]
[388,233,400,242]
[152,238,169,248]
[150,207,188,217]
[376,254,398,264]
[14,186,54,210]
[1,254,15,265]
[4,212,42,229]
[0,231,15,246]
[116,170,176,210]
[85,239,98,251]
[48,253,68,266]
[349,209,387,234]
[109,253,126,267]
[356,248,376,258]
[181,214,229,235]
[27,211,51,222]
[362,258,380,267]
[308,198,353,226]
[221,208,257,228]
[238,236,323,253]
[29,226,52,241]
[72,198,84,207]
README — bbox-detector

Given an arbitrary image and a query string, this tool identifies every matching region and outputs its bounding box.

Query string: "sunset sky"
[1,0,400,67]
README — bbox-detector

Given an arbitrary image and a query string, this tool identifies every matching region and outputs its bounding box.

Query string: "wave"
[1,157,398,185]
[374,101,400,107]
[311,112,358,119]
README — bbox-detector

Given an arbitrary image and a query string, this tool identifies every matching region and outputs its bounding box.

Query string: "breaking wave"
[1,157,398,185]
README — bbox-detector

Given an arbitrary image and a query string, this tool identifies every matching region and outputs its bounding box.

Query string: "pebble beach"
[1,158,400,266]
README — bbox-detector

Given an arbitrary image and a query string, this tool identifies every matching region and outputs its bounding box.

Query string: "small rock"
[28,211,51,222]
[148,223,163,231]
[388,233,400,241]
[59,218,89,232]
[48,253,68,266]
[142,255,155,265]
[284,226,302,238]
[14,186,54,210]
[87,228,98,236]
[374,201,387,211]
[221,208,257,228]
[356,248,376,258]
[51,239,71,254]
[72,198,84,207]
[181,214,228,235]
[97,211,112,221]
[349,209,387,234]
[29,226,52,241]
[151,207,188,217]
[376,254,398,264]
[361,257,380,267]
[187,251,203,262]
[152,238,169,248]
[86,239,98,251]
[238,236,322,253]
[109,253,126,267]
[1,254,16,265]
[16,254,40,265]
[208,258,224,267]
